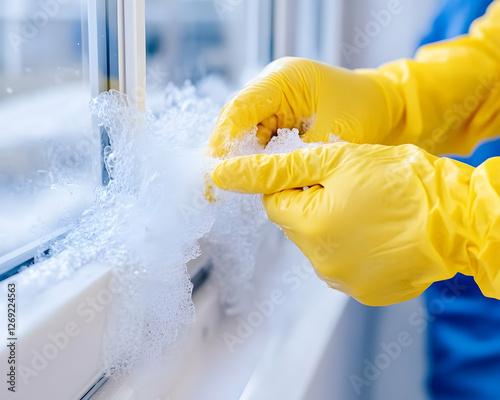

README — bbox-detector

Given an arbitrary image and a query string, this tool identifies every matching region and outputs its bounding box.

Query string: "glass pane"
[145,0,273,103]
[0,0,98,257]
[293,0,322,60]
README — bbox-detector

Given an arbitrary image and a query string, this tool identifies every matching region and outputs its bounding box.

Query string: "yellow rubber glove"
[207,57,396,157]
[208,1,500,158]
[212,143,500,306]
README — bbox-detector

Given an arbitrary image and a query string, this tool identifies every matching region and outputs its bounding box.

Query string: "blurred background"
[0,1,94,257]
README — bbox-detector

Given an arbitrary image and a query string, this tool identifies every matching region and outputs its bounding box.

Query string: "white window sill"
[1,241,348,400]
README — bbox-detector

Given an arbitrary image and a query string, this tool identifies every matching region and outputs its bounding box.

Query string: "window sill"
[1,241,348,400]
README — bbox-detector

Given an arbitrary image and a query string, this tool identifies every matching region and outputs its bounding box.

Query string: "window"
[0,0,99,276]
[145,0,273,103]
[273,0,343,64]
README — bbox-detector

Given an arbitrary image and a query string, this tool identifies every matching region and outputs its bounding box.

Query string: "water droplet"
[6,87,13,94]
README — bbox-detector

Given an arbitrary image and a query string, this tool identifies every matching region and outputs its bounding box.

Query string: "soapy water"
[11,82,341,375]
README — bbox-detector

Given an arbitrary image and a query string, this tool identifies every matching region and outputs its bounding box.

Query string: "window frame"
[0,0,146,282]
[0,2,146,396]
[271,0,343,64]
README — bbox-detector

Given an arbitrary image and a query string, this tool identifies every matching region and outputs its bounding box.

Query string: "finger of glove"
[208,81,283,158]
[212,143,346,194]
[263,184,324,229]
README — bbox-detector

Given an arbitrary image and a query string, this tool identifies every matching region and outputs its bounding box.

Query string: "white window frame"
[0,0,147,279]
[272,0,343,65]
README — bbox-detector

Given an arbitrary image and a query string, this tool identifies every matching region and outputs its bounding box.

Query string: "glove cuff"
[467,157,500,298]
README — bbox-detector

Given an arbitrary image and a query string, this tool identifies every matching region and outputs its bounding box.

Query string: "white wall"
[340,0,440,68]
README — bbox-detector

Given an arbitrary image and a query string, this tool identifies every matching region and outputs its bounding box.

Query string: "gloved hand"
[207,57,397,158]
[208,2,500,159]
[212,142,500,306]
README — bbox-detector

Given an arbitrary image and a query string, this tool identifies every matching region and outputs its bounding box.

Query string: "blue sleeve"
[421,1,500,399]
[419,0,494,46]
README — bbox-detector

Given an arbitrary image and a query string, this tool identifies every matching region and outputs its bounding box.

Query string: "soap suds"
[9,83,335,376]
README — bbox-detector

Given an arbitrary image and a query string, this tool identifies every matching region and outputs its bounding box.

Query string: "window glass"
[145,0,273,104]
[272,0,343,65]
[0,0,98,258]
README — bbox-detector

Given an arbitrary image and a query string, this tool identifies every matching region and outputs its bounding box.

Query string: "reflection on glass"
[0,0,98,257]
[145,0,273,105]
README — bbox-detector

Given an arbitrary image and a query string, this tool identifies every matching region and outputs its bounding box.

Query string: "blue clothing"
[426,275,500,399]
[420,0,493,45]
[420,1,500,399]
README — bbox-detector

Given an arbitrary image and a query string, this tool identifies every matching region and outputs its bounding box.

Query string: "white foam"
[10,82,332,375]
[227,127,343,157]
